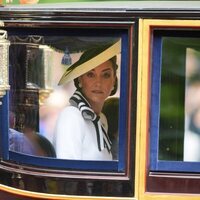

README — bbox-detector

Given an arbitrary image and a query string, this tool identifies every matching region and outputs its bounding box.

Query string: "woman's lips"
[92,90,103,94]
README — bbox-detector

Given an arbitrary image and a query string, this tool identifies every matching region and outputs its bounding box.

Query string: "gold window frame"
[137,19,200,200]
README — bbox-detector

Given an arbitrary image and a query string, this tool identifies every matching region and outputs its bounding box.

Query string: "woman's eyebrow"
[88,67,112,73]
[102,68,112,72]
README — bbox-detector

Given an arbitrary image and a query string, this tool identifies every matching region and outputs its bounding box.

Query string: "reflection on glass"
[8,35,120,161]
[159,37,200,162]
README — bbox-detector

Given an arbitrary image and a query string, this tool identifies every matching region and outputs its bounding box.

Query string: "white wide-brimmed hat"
[58,39,121,85]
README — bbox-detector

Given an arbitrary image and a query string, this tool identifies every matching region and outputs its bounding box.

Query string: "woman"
[54,39,121,160]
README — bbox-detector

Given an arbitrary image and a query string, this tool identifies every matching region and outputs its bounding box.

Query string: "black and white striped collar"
[69,90,112,152]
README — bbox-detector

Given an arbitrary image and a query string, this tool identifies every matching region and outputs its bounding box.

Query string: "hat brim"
[58,39,121,85]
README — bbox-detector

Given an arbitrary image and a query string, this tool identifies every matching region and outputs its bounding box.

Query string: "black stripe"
[70,96,80,103]
[102,126,112,146]
[93,117,101,151]
[75,91,90,107]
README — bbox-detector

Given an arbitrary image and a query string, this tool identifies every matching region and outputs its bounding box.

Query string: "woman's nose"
[94,76,102,85]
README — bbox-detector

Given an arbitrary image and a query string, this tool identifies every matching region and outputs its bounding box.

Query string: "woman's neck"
[80,90,103,115]
[90,101,103,116]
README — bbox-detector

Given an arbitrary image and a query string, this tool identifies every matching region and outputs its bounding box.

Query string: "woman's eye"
[103,72,111,78]
[86,72,95,78]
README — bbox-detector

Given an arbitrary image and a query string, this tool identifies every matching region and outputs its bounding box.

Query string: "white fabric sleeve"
[53,107,85,160]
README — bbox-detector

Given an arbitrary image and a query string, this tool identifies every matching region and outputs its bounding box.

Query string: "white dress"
[53,106,112,160]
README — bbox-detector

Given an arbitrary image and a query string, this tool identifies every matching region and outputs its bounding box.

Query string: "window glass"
[8,35,121,160]
[2,26,132,173]
[159,36,200,162]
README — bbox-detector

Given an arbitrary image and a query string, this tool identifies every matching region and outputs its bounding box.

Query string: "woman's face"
[78,60,116,106]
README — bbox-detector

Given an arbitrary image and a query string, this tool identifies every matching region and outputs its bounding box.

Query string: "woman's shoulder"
[55,105,89,136]
[59,105,83,120]
[62,105,79,112]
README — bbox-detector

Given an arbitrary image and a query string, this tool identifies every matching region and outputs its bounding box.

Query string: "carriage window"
[150,31,200,172]
[0,19,135,196]
[0,24,134,175]
[160,38,200,162]
[9,36,120,158]
[8,34,124,164]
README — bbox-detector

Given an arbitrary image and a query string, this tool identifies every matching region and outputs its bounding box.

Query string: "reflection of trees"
[184,48,200,161]
[159,38,185,161]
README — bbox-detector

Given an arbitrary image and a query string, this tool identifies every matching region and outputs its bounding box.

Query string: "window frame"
[137,19,200,195]
[150,30,200,173]
[0,16,137,198]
